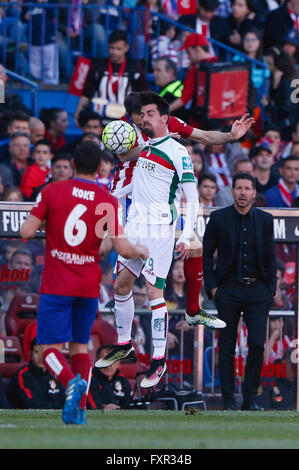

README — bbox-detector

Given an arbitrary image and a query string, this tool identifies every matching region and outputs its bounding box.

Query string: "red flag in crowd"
[69,56,91,96]
[70,0,83,34]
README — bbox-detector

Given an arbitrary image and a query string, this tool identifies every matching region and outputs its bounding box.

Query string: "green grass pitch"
[1,410,299,449]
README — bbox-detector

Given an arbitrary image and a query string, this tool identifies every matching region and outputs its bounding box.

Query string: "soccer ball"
[102,120,136,154]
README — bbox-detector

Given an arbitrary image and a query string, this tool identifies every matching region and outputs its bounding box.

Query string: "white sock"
[150,298,168,359]
[114,291,135,344]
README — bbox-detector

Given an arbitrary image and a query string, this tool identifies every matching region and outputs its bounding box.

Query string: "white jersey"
[110,116,193,199]
[127,135,196,225]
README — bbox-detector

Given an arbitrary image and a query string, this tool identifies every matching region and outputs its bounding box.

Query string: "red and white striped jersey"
[111,115,194,198]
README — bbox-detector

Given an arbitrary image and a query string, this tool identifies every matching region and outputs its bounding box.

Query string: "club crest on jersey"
[182,156,193,170]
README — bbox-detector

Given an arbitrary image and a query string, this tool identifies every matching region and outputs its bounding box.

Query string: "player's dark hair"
[51,153,72,166]
[79,132,100,143]
[124,92,141,116]
[232,172,256,189]
[109,29,128,44]
[78,109,102,128]
[73,141,103,174]
[33,138,53,153]
[139,90,170,117]
[281,155,299,166]
[198,172,217,186]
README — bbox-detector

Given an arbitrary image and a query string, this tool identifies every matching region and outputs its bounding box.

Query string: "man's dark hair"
[232,172,256,189]
[73,141,103,174]
[8,112,30,126]
[124,92,141,116]
[39,107,66,130]
[51,153,72,166]
[139,90,169,117]
[155,57,177,77]
[199,0,219,11]
[264,122,281,135]
[78,109,102,129]
[79,132,100,143]
[101,150,114,164]
[33,138,53,153]
[291,196,299,208]
[281,155,299,166]
[109,29,128,44]
[198,172,217,186]
[96,344,114,360]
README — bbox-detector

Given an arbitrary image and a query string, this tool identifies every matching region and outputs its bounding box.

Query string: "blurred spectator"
[20,139,52,200]
[282,29,299,66]
[251,140,279,194]
[0,112,30,163]
[213,158,254,206]
[262,48,299,141]
[150,20,179,68]
[88,345,133,410]
[40,107,69,153]
[198,172,218,207]
[29,117,46,145]
[3,132,33,187]
[0,239,25,270]
[232,28,270,106]
[179,0,230,59]
[7,338,65,409]
[257,348,295,410]
[75,30,147,125]
[1,186,23,202]
[96,150,115,192]
[99,257,114,308]
[265,155,299,206]
[262,124,289,164]
[169,33,212,122]
[204,140,232,189]
[165,259,186,310]
[253,193,267,207]
[272,259,291,311]
[24,0,59,84]
[225,0,259,50]
[134,0,164,60]
[31,153,73,200]
[264,316,292,364]
[264,0,299,51]
[290,142,299,157]
[10,248,41,293]
[282,261,296,308]
[61,110,104,154]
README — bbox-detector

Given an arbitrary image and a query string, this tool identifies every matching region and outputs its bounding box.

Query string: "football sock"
[184,255,203,316]
[71,353,92,410]
[150,298,168,359]
[114,291,135,344]
[42,348,75,388]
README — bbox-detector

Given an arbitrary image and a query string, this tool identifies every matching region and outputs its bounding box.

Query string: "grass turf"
[0,410,299,449]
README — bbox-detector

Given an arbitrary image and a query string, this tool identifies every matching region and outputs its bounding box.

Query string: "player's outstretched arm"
[189,113,255,145]
[20,214,43,239]
[117,145,143,162]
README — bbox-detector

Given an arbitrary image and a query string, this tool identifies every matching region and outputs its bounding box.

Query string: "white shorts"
[115,222,176,289]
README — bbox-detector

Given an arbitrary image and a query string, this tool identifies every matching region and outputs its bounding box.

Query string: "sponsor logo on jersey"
[136,158,155,172]
[182,156,193,170]
[51,249,95,265]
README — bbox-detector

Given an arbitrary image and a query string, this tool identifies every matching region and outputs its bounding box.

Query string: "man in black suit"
[203,173,277,411]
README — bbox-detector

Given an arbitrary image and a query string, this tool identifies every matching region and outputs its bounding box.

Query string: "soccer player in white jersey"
[96,92,207,386]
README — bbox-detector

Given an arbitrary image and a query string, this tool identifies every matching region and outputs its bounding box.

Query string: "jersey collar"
[149,135,170,146]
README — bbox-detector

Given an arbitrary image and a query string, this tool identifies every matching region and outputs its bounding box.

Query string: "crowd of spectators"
[0,0,299,409]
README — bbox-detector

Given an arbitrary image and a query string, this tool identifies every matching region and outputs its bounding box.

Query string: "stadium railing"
[0,3,268,86]
[5,69,39,117]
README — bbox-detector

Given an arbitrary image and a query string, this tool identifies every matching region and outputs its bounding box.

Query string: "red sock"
[184,256,203,316]
[70,353,92,409]
[43,348,75,388]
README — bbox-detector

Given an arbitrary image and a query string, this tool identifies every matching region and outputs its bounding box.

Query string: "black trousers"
[215,280,273,406]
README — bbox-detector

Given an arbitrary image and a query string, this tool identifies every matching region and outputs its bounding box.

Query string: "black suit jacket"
[203,205,277,295]
[263,2,294,50]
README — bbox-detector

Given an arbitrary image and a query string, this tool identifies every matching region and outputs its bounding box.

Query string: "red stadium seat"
[5,293,39,340]
[0,336,25,378]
